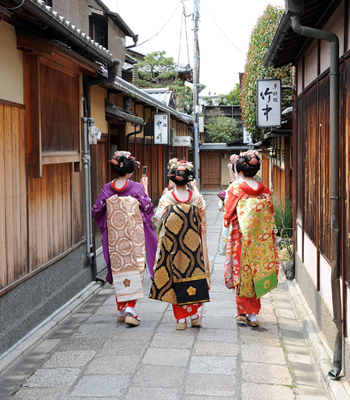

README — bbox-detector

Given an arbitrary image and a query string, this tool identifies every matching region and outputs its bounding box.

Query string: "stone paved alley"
[0,194,348,400]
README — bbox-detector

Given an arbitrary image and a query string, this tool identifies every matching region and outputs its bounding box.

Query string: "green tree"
[217,83,241,106]
[201,96,214,106]
[138,50,207,116]
[172,79,193,114]
[204,108,239,143]
[138,51,177,88]
[241,5,292,142]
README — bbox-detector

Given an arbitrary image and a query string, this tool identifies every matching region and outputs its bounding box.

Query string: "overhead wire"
[134,3,181,48]
[202,5,245,55]
[174,1,192,104]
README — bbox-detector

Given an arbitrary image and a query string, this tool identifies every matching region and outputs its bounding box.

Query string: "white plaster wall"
[304,40,318,88]
[320,3,345,74]
[0,22,23,104]
[319,254,333,313]
[297,224,303,257]
[304,234,317,285]
[297,59,303,95]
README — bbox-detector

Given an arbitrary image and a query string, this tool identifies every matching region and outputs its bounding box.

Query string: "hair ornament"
[167,158,195,184]
[229,154,240,178]
[109,150,140,167]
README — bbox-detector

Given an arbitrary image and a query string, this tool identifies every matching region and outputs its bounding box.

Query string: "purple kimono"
[92,180,157,284]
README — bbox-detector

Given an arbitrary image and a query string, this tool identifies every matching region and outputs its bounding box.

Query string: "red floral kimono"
[224,180,280,315]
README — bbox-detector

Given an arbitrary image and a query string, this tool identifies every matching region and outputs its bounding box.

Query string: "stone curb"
[0,281,102,376]
[283,275,350,400]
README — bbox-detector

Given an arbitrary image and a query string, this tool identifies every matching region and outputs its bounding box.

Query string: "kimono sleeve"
[92,185,108,232]
[136,186,154,218]
[224,189,240,228]
[153,195,169,231]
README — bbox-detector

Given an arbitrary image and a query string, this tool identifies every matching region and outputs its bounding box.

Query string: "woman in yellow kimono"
[149,159,210,330]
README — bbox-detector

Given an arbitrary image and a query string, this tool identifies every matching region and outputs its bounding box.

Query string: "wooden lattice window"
[28,56,81,177]
[40,60,79,153]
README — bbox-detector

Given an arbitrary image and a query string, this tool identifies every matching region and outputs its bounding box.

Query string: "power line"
[177,2,191,68]
[203,5,245,55]
[135,3,181,48]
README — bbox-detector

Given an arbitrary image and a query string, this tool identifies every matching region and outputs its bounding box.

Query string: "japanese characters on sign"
[154,113,169,145]
[256,79,281,128]
[172,136,193,147]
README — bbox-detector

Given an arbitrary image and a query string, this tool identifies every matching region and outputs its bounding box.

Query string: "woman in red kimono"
[224,151,279,327]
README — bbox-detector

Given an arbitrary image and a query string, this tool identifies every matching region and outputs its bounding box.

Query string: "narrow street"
[0,194,340,399]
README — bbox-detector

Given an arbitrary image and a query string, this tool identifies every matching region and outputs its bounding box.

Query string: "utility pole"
[193,0,200,186]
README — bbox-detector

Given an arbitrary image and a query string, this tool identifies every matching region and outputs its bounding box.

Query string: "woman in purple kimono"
[92,151,157,326]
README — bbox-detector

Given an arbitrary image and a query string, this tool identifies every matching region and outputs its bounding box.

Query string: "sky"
[102,0,286,96]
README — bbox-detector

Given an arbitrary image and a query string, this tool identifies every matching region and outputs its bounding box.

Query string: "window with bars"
[27,55,81,177]
[40,61,79,153]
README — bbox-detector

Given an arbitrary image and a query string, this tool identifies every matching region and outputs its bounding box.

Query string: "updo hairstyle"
[236,153,261,177]
[110,151,139,177]
[168,159,195,187]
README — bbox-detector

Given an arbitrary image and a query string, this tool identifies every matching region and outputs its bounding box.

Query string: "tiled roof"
[24,0,115,63]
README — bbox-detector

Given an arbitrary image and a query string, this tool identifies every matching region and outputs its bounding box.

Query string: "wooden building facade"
[265,0,350,383]
[0,0,192,356]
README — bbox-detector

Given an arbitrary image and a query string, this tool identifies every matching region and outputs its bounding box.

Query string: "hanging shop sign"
[154,113,169,145]
[256,79,281,128]
[172,136,193,147]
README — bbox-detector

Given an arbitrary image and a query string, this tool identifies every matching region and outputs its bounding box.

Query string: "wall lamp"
[267,147,276,158]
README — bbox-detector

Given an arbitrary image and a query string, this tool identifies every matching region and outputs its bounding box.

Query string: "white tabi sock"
[125,307,136,317]
[248,313,257,322]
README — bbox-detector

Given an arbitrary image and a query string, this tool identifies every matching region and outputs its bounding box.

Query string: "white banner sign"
[154,113,169,145]
[172,136,193,147]
[256,79,281,128]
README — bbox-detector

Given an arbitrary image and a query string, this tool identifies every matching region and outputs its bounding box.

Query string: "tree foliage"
[218,83,241,106]
[204,108,239,143]
[138,50,207,116]
[172,79,193,114]
[241,5,293,142]
[138,51,177,88]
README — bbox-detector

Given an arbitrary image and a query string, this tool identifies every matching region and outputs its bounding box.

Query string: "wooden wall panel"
[272,166,285,205]
[27,163,75,272]
[303,84,317,243]
[296,97,304,223]
[318,75,331,262]
[0,104,28,289]
[343,58,350,286]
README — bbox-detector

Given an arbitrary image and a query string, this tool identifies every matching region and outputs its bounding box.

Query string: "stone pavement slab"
[0,194,346,400]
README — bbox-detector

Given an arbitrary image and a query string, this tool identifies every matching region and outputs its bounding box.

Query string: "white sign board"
[154,113,169,145]
[172,136,193,147]
[256,79,281,128]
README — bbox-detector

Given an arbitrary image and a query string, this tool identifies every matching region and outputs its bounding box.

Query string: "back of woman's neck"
[114,177,128,189]
[173,186,189,201]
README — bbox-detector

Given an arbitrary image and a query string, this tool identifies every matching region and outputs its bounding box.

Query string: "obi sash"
[106,195,145,301]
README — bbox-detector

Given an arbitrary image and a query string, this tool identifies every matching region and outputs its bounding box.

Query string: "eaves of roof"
[18,0,115,65]
[199,143,249,151]
[111,77,194,125]
[264,0,342,68]
[107,12,137,41]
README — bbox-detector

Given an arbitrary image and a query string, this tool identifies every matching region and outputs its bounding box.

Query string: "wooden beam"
[29,55,42,178]
[105,99,144,125]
